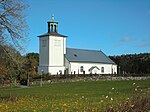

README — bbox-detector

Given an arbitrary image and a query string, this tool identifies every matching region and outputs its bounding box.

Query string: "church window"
[101,67,104,73]
[54,40,61,46]
[42,40,46,47]
[59,70,62,74]
[80,66,84,72]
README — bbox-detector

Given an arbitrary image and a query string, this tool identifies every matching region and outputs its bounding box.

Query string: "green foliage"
[0,45,24,84]
[0,45,39,84]
[24,52,39,77]
[110,53,150,74]
[25,52,39,62]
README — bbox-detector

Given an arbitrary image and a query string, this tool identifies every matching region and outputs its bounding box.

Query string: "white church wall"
[64,38,66,54]
[112,65,117,74]
[48,66,65,75]
[49,36,65,66]
[69,62,117,74]
[39,36,49,66]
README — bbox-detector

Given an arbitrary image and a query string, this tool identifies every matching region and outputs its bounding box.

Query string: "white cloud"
[120,36,135,42]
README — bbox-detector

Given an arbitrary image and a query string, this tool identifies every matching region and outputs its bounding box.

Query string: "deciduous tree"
[0,0,28,50]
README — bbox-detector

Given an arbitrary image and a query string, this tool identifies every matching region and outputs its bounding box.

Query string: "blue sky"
[25,0,150,56]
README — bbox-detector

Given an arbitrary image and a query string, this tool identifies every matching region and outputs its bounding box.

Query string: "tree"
[0,0,28,50]
[0,45,25,85]
[24,53,39,78]
[110,53,150,75]
[26,52,39,63]
[0,0,28,85]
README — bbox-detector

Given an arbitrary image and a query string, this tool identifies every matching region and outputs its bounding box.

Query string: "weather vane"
[52,14,54,20]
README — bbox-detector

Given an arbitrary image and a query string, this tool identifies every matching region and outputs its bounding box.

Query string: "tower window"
[54,40,61,46]
[42,40,46,47]
[51,25,53,32]
[54,25,57,32]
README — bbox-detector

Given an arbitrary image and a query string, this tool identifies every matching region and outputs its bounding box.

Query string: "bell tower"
[47,15,58,33]
[38,15,67,75]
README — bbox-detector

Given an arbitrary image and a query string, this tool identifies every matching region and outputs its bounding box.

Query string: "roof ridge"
[66,47,101,52]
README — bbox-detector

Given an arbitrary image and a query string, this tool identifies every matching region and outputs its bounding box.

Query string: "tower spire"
[52,14,54,20]
[47,15,58,33]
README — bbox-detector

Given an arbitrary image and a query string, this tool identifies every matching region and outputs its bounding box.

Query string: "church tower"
[38,16,67,75]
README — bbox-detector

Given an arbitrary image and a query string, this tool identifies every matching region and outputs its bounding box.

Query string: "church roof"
[65,48,116,64]
[38,32,67,37]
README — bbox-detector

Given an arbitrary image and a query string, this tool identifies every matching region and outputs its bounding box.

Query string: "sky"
[25,0,150,56]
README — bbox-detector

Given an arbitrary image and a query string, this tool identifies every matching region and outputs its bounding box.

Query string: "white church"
[38,16,117,75]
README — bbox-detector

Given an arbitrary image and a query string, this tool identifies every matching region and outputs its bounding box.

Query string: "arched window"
[54,25,57,32]
[80,66,84,72]
[101,67,104,73]
[51,25,53,32]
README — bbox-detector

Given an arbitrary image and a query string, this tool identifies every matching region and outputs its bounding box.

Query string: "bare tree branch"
[0,0,28,51]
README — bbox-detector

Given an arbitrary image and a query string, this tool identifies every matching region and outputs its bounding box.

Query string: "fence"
[32,73,150,80]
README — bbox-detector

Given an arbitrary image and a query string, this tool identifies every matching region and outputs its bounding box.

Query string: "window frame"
[42,40,47,47]
[101,67,104,73]
[80,66,84,72]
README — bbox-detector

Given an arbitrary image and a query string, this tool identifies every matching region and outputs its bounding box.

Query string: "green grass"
[0,80,150,112]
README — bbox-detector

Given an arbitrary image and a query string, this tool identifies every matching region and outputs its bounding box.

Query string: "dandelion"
[135,88,138,91]
[81,96,84,99]
[100,100,103,103]
[111,87,114,90]
[63,103,67,107]
[105,96,108,98]
[132,83,135,85]
[110,98,113,101]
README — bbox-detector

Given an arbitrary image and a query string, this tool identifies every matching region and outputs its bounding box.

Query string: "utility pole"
[27,73,29,86]
[40,70,43,87]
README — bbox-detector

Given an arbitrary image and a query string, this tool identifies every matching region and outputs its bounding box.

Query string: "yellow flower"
[63,103,67,107]
[32,109,37,112]
[110,98,113,101]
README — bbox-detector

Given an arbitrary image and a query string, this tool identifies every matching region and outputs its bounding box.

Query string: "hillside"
[109,53,150,74]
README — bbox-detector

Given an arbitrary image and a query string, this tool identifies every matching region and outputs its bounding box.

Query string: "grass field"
[0,80,150,112]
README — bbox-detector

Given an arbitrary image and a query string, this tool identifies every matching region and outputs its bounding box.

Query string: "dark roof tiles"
[65,48,116,64]
[38,32,67,37]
